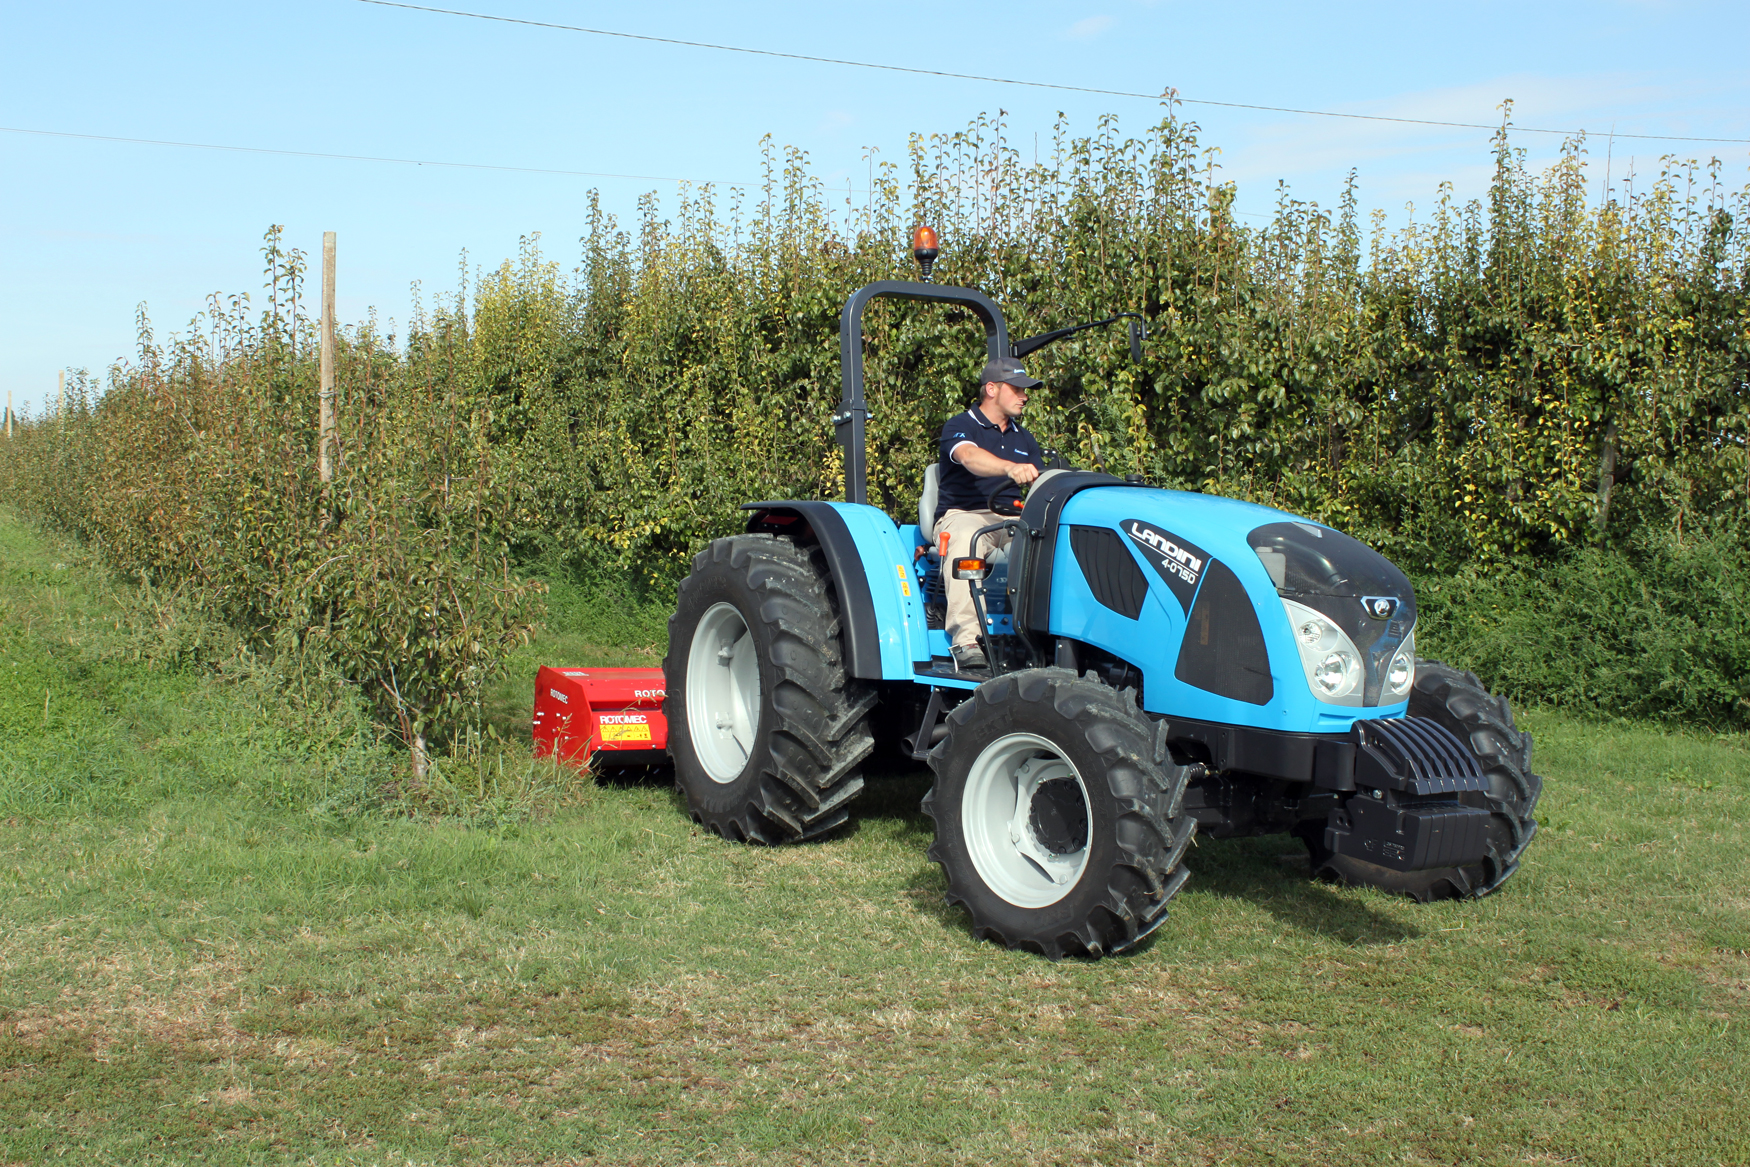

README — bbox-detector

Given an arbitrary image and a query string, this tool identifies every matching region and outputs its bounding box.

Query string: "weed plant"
[0,508,390,818]
[0,511,575,823]
[1417,526,1750,726]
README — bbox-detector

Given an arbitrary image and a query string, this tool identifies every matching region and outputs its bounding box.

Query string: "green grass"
[0,511,396,821]
[2,513,1747,1165]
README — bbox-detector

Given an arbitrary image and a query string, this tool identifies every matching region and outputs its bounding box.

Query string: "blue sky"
[4,0,1747,414]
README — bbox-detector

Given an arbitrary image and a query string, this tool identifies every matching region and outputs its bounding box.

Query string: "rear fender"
[743,501,930,681]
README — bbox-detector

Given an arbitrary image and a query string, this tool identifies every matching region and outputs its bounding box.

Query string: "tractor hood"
[1044,484,1418,730]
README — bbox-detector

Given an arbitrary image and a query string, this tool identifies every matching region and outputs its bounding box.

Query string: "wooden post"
[56,370,65,417]
[5,390,12,438]
[319,231,337,483]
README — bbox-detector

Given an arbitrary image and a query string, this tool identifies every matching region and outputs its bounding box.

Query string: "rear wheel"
[1305,660,1542,900]
[924,669,1197,958]
[663,534,875,843]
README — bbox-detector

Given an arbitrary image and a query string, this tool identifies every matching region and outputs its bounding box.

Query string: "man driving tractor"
[932,356,1046,671]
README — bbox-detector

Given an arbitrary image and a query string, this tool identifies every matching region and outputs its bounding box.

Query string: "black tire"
[663,534,875,844]
[1306,659,1542,900]
[923,669,1198,959]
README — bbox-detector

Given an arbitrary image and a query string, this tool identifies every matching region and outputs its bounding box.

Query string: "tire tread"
[1310,658,1541,900]
[664,534,872,845]
[924,669,1198,959]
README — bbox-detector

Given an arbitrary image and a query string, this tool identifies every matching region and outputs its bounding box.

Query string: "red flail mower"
[531,666,669,768]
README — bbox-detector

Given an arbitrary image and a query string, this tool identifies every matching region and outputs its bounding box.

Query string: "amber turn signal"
[952,557,988,581]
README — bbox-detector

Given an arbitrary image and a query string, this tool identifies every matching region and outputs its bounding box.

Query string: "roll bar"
[833,281,1011,507]
[833,279,1146,507]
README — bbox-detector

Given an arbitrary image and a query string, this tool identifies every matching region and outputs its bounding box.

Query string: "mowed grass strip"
[0,515,1746,1166]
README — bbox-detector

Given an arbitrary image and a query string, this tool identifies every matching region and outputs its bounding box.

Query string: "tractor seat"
[918,460,1009,568]
[918,462,941,538]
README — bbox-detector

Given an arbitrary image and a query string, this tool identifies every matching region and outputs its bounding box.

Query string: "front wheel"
[663,534,875,844]
[924,669,1198,958]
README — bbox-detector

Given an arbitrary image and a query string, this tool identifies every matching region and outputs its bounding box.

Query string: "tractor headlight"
[1281,598,1363,704]
[1383,626,1416,701]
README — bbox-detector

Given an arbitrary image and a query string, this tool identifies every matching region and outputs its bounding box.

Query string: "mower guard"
[532,666,668,767]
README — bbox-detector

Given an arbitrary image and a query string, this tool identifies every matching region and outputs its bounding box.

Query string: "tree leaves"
[3,116,1745,750]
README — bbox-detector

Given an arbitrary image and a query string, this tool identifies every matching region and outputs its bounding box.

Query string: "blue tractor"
[662,242,1541,959]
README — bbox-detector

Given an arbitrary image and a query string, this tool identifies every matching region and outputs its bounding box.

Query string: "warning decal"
[600,721,653,743]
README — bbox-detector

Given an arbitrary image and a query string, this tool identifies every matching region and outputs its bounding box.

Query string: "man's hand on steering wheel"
[983,471,1032,517]
[1005,460,1040,486]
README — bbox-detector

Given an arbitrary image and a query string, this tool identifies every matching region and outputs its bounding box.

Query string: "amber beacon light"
[912,225,939,281]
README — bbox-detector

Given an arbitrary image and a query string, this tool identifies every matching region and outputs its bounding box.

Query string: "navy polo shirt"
[936,409,1043,521]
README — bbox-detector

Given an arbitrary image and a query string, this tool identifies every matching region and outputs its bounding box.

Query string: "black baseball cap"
[979,356,1043,390]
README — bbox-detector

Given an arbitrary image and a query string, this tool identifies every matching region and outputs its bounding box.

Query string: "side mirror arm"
[1013,312,1148,362]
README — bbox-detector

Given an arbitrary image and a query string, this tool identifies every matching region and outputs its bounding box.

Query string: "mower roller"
[545,228,1542,959]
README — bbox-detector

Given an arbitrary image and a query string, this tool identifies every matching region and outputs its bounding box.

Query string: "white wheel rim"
[686,602,761,783]
[961,732,1092,908]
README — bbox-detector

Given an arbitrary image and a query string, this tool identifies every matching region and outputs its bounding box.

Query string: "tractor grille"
[1352,716,1487,796]
[1173,560,1273,706]
[1069,524,1148,620]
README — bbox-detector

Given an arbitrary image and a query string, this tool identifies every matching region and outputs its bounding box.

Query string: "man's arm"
[950,441,1040,485]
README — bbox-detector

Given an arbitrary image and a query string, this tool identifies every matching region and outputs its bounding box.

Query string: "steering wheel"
[981,466,1070,517]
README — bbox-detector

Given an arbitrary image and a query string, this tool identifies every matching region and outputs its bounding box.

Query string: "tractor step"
[532,666,668,767]
[913,659,987,690]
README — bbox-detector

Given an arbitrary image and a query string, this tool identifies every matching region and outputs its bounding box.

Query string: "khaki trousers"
[935,508,1013,650]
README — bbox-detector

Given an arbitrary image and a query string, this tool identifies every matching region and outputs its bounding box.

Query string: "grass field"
[2,512,1747,1166]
